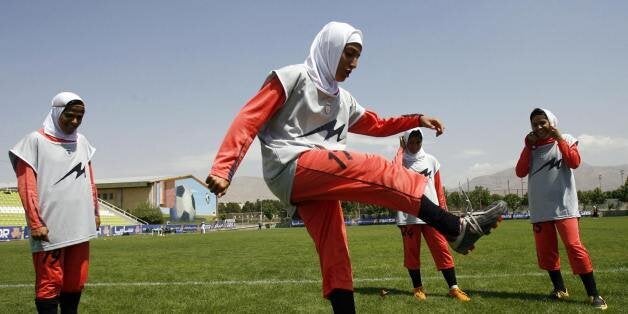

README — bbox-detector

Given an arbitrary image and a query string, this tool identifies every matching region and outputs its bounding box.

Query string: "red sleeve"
[434,170,448,210]
[557,139,581,169]
[348,111,421,137]
[88,162,99,217]
[16,160,45,229]
[392,147,404,166]
[210,75,286,181]
[515,145,532,178]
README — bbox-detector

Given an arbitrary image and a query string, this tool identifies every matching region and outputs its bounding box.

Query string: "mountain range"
[220,163,628,203]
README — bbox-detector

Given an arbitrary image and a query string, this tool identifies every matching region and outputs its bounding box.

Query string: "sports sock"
[417,195,461,238]
[579,272,599,297]
[441,267,457,288]
[408,269,422,288]
[328,289,355,314]
[59,292,81,314]
[548,270,566,292]
[35,297,59,314]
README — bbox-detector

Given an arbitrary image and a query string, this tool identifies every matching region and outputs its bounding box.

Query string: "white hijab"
[43,92,85,142]
[402,128,427,168]
[304,21,363,96]
[539,108,558,127]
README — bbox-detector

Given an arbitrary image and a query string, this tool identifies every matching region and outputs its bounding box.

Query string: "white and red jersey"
[394,147,447,225]
[259,65,366,204]
[516,134,580,223]
[210,64,422,209]
[10,131,97,252]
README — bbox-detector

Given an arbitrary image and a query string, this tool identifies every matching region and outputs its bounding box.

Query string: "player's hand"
[548,126,563,141]
[525,131,539,146]
[419,115,445,137]
[399,136,407,150]
[95,216,101,230]
[206,175,230,197]
[31,226,49,242]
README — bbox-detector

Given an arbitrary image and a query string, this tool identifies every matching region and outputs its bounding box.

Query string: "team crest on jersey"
[54,162,87,185]
[324,103,331,115]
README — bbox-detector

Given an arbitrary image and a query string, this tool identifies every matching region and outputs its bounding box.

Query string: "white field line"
[1,267,626,289]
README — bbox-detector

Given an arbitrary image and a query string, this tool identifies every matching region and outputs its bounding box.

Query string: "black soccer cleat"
[450,201,507,255]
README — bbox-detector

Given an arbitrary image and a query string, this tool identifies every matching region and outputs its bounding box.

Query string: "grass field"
[1,217,627,313]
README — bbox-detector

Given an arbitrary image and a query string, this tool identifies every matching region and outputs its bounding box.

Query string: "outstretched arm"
[349,111,444,137]
[207,75,286,196]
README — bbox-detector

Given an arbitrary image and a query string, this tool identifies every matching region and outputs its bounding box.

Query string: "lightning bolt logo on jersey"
[256,65,366,206]
[54,162,87,185]
[419,168,433,178]
[530,157,562,177]
[298,119,346,142]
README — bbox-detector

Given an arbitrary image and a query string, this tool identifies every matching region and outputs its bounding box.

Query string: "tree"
[446,191,464,211]
[503,194,521,212]
[241,201,256,213]
[468,186,491,209]
[218,202,242,214]
[578,190,591,210]
[341,201,360,219]
[590,188,605,205]
[520,193,529,207]
[490,193,503,204]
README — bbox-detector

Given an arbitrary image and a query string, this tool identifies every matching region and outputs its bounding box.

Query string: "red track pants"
[32,241,90,300]
[533,218,593,274]
[291,149,428,297]
[399,224,454,271]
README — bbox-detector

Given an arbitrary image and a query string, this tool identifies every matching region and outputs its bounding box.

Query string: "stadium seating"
[0,189,141,227]
[0,191,25,226]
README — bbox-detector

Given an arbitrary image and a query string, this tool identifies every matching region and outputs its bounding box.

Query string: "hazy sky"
[1,1,627,188]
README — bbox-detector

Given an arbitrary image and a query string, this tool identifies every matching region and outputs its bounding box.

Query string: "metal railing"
[97,199,149,225]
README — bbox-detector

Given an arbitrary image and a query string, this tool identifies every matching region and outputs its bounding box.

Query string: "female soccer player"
[395,128,470,302]
[206,22,505,312]
[9,92,99,313]
[515,108,607,310]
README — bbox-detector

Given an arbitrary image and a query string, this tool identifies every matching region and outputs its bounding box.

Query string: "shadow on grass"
[466,289,583,305]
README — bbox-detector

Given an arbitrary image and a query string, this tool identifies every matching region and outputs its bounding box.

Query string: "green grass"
[1,217,627,313]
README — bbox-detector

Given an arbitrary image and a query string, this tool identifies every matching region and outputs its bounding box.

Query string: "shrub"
[131,202,163,224]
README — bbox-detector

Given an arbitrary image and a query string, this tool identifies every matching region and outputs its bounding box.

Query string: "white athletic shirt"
[396,152,441,225]
[259,64,366,211]
[527,134,580,223]
[9,131,97,252]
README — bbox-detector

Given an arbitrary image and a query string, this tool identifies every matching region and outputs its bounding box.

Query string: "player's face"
[530,114,550,139]
[58,102,85,134]
[335,43,362,82]
[406,136,422,154]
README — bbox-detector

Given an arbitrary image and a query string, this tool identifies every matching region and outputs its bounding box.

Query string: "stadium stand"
[1,189,143,227]
[0,190,25,226]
